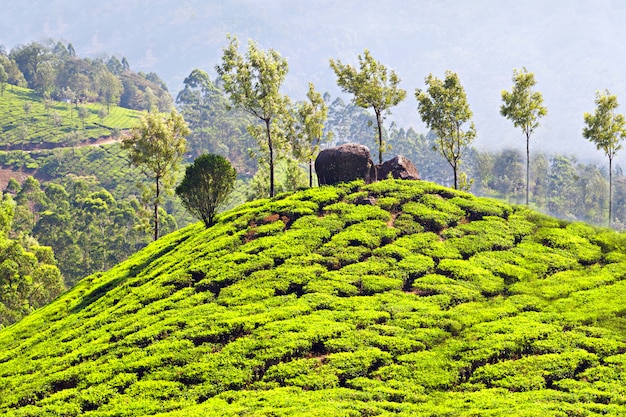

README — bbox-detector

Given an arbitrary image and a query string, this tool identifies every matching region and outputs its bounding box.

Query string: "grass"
[0,179,625,416]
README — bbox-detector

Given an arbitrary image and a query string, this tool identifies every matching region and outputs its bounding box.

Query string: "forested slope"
[0,179,625,416]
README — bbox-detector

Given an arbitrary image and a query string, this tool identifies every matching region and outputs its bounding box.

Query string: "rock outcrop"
[315,143,376,185]
[377,155,421,181]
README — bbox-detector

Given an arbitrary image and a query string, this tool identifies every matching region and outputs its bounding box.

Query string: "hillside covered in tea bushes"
[0,179,625,416]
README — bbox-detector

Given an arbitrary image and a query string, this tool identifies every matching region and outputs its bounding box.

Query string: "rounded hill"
[1,179,625,416]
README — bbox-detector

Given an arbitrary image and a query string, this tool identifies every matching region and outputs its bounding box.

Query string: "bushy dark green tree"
[176,154,237,228]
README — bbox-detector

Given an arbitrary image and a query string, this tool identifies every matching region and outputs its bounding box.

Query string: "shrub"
[402,199,462,232]
[372,244,413,261]
[437,259,505,296]
[293,186,344,206]
[470,349,598,390]
[509,268,617,300]
[392,213,425,235]
[470,251,534,284]
[397,254,435,285]
[263,358,339,389]
[325,348,393,382]
[511,242,580,276]
[323,202,391,224]
[393,232,438,250]
[325,220,398,250]
[411,274,484,304]
[534,227,602,265]
[449,196,511,220]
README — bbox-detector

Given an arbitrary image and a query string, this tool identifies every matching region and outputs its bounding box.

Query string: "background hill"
[1,179,625,416]
[0,85,139,152]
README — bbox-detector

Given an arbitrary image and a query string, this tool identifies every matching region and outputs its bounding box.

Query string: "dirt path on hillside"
[0,132,127,152]
[84,136,122,147]
[0,133,127,190]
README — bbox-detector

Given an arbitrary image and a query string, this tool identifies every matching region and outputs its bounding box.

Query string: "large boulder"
[315,143,376,185]
[377,155,421,181]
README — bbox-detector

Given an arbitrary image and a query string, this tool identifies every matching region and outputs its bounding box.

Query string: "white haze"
[2,0,626,166]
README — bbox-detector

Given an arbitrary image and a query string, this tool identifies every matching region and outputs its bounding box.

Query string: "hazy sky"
[3,0,626,163]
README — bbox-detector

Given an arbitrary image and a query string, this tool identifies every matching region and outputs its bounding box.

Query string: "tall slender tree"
[215,35,289,198]
[500,67,547,205]
[294,83,330,187]
[330,49,406,164]
[583,90,626,227]
[416,71,476,190]
[122,110,189,240]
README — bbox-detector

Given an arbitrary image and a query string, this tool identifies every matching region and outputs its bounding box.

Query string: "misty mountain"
[3,0,626,164]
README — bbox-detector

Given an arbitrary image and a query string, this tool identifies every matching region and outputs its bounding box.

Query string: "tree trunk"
[376,111,383,165]
[526,132,530,206]
[154,175,160,241]
[453,161,458,190]
[609,156,613,228]
[309,157,313,188]
[266,119,274,198]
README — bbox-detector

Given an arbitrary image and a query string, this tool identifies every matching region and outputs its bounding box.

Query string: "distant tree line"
[0,40,171,112]
[173,53,626,230]
[3,175,163,288]
[0,185,64,327]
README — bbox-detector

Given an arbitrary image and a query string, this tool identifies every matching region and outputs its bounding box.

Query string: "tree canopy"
[330,49,406,164]
[122,110,189,240]
[293,82,330,187]
[3,40,171,111]
[176,154,237,228]
[583,90,626,227]
[500,67,547,205]
[416,71,476,190]
[215,35,290,198]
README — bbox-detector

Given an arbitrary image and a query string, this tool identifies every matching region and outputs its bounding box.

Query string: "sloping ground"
[0,85,139,149]
[0,179,625,416]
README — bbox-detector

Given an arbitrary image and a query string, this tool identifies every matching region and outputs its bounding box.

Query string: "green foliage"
[0,204,64,326]
[215,34,290,198]
[5,175,153,287]
[500,67,548,205]
[402,199,463,232]
[330,49,406,164]
[416,71,476,190]
[6,40,171,112]
[122,109,190,240]
[175,68,258,175]
[176,154,237,227]
[292,82,331,187]
[0,179,625,416]
[583,89,626,227]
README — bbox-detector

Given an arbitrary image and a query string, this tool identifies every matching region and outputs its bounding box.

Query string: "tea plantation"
[0,85,140,149]
[0,179,625,416]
